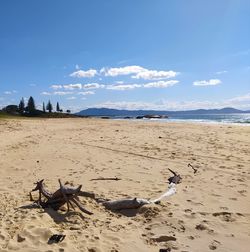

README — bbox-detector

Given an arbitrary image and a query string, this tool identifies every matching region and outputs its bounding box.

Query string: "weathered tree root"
[30,179,93,215]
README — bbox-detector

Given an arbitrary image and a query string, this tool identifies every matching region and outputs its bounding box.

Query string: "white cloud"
[143,80,179,88]
[101,65,145,77]
[29,83,36,87]
[78,91,95,95]
[101,65,179,80]
[41,91,74,96]
[193,79,221,86]
[51,84,63,90]
[106,84,141,90]
[75,64,80,70]
[228,93,250,102]
[216,70,228,75]
[41,92,51,95]
[83,83,105,89]
[66,96,77,100]
[54,91,73,95]
[4,91,12,95]
[132,70,178,80]
[63,84,82,90]
[70,69,97,78]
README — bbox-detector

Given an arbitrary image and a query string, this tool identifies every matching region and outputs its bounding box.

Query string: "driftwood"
[30,179,93,215]
[103,198,150,210]
[90,177,121,181]
[168,168,182,184]
[102,169,181,210]
[102,183,177,210]
[188,163,197,174]
[30,168,181,213]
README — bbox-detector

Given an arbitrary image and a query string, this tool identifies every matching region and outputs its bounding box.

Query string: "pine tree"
[46,100,53,113]
[27,96,36,113]
[43,102,46,113]
[18,97,25,114]
[56,102,60,112]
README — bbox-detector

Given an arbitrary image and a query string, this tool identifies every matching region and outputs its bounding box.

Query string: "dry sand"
[0,118,249,252]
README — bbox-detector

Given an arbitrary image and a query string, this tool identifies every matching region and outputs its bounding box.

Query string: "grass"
[0,112,24,120]
[0,111,82,120]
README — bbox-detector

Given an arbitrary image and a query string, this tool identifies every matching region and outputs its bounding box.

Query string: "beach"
[0,118,249,252]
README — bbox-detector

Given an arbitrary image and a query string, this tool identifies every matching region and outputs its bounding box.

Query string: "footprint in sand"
[212,212,236,222]
[151,235,177,242]
[209,240,221,250]
[195,223,214,234]
[238,190,247,196]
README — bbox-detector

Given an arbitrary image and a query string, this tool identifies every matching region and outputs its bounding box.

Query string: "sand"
[0,118,249,252]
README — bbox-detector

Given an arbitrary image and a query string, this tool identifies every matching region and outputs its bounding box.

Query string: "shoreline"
[113,117,250,126]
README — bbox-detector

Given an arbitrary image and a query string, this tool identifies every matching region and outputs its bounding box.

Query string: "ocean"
[146,113,250,125]
[117,113,250,125]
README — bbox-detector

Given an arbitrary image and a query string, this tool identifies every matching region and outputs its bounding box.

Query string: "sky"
[0,0,250,112]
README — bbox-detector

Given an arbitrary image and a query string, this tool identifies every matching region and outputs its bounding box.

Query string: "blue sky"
[0,0,249,111]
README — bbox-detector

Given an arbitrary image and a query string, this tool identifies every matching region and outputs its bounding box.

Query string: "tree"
[3,105,19,114]
[27,96,36,113]
[43,102,46,113]
[66,109,71,113]
[56,102,60,112]
[46,100,53,113]
[18,97,25,114]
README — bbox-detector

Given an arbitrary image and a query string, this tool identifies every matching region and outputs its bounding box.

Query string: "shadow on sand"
[18,203,86,223]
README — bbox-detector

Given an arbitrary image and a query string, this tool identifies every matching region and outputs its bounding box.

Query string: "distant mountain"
[76,107,250,117]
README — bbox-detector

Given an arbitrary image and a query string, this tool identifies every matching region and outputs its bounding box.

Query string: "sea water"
[148,113,250,125]
[115,113,250,125]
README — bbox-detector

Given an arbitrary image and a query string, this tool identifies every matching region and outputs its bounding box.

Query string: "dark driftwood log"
[78,191,95,199]
[30,179,93,215]
[90,177,121,181]
[168,168,182,184]
[188,163,197,174]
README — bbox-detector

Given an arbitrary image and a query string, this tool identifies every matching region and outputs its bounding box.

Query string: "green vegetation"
[27,96,36,113]
[43,102,46,113]
[46,100,53,113]
[18,97,25,113]
[0,96,79,119]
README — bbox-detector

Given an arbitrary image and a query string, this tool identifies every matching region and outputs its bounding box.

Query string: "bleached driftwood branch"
[102,182,177,210]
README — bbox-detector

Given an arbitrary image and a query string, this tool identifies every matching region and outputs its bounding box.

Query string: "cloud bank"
[69,69,97,78]
[193,79,221,86]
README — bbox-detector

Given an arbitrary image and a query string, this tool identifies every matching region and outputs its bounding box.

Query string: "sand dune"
[0,118,250,252]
